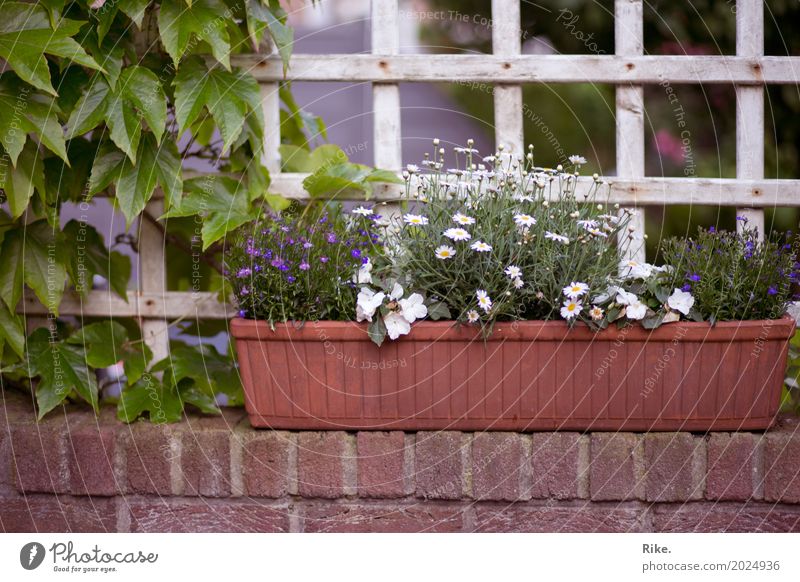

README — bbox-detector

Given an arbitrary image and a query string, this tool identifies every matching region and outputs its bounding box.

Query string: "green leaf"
[163,176,256,249]
[88,141,125,195]
[368,317,387,347]
[0,3,102,95]
[0,229,23,311]
[157,0,232,70]
[1,141,46,218]
[66,320,129,368]
[109,251,131,300]
[118,66,167,144]
[22,220,67,314]
[180,384,221,415]
[81,30,125,89]
[62,220,126,297]
[153,343,242,406]
[245,0,293,72]
[118,0,150,28]
[149,138,183,210]
[426,300,451,321]
[302,162,372,199]
[29,335,99,419]
[117,374,183,423]
[39,0,66,28]
[0,78,65,164]
[105,91,141,162]
[65,78,111,139]
[174,57,255,152]
[0,299,25,358]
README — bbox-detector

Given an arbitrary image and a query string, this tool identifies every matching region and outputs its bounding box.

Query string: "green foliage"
[0,0,324,423]
[660,223,799,322]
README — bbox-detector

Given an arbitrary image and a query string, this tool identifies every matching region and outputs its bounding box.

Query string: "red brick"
[123,424,174,495]
[764,434,800,503]
[242,432,291,498]
[303,502,464,532]
[12,420,69,494]
[644,433,704,502]
[590,433,643,501]
[530,433,584,499]
[357,431,406,498]
[473,505,643,532]
[415,432,465,500]
[707,433,757,501]
[297,432,347,498]
[67,423,119,496]
[128,499,289,532]
[651,504,800,532]
[181,430,231,497]
[0,496,117,532]
[472,433,523,501]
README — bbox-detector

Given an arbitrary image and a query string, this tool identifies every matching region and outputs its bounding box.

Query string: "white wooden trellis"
[21,0,800,362]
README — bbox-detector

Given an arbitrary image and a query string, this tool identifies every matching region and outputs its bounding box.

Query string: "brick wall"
[2,390,800,533]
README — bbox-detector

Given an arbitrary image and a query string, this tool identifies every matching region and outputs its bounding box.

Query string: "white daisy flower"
[513,277,524,289]
[352,206,373,216]
[562,281,589,299]
[482,155,496,163]
[587,227,608,238]
[625,300,647,320]
[476,289,492,313]
[399,293,428,323]
[577,219,599,229]
[466,309,480,323]
[560,299,582,320]
[589,306,604,321]
[569,155,588,165]
[545,231,570,244]
[505,265,522,279]
[667,288,695,315]
[454,147,479,154]
[403,213,429,226]
[514,213,537,227]
[443,227,471,241]
[434,245,456,260]
[356,288,385,322]
[406,164,419,174]
[452,212,476,225]
[470,240,492,252]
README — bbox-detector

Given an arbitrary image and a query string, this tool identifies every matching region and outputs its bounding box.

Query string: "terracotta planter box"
[231,317,796,431]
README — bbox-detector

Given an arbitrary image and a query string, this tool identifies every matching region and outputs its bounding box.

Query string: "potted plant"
[227,143,797,431]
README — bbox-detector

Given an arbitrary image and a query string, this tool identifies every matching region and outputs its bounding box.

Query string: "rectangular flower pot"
[230,317,796,431]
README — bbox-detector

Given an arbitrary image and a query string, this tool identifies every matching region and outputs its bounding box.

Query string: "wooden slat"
[231,54,800,85]
[615,0,646,263]
[736,0,765,236]
[22,291,232,320]
[492,0,523,153]
[139,200,170,361]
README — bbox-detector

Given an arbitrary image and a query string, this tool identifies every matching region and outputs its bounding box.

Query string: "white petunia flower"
[476,289,493,313]
[470,240,492,252]
[569,155,588,165]
[389,282,404,301]
[545,231,570,244]
[452,212,476,225]
[354,258,373,284]
[620,260,655,279]
[513,277,524,289]
[589,306,604,321]
[615,289,639,306]
[356,288,385,322]
[434,245,456,260]
[563,281,590,299]
[466,309,480,323]
[403,213,428,226]
[443,227,472,241]
[399,293,427,323]
[625,300,647,320]
[560,299,582,320]
[514,213,537,227]
[505,265,522,279]
[384,312,411,340]
[667,288,695,315]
